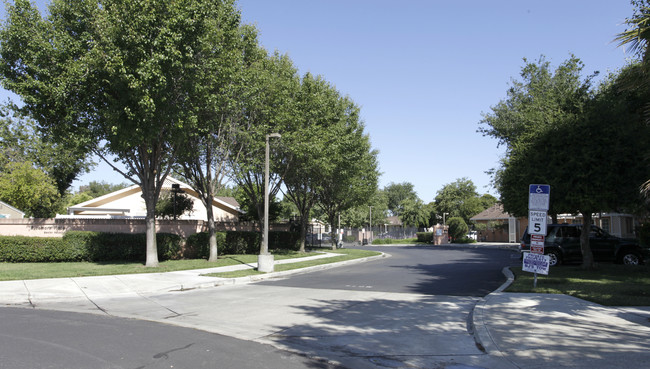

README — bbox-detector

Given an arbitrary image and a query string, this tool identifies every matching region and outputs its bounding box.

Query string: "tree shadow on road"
[262,294,485,369]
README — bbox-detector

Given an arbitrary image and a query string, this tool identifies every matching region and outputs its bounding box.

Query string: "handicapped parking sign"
[529,184,550,211]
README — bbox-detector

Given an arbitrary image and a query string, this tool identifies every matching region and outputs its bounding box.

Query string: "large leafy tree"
[0,161,59,217]
[434,178,496,225]
[340,189,388,229]
[480,56,593,219]
[316,98,379,248]
[227,51,300,250]
[0,105,92,198]
[399,197,428,229]
[0,0,244,266]
[281,73,343,252]
[615,0,650,197]
[383,182,418,216]
[176,19,254,262]
[482,56,649,269]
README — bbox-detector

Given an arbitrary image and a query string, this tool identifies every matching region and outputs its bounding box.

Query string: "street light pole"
[259,133,281,273]
[369,206,372,244]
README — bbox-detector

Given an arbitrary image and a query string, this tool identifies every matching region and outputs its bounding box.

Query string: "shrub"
[416,232,433,243]
[0,230,299,262]
[184,231,226,258]
[454,236,476,244]
[224,231,259,254]
[447,217,469,242]
[0,235,72,262]
[0,232,183,263]
[268,231,301,251]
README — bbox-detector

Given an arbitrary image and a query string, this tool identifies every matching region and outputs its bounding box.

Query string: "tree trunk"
[580,211,595,270]
[328,213,337,250]
[144,194,159,267]
[299,217,308,253]
[207,208,218,262]
[142,175,160,267]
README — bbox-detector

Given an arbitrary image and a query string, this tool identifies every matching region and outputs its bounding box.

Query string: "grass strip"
[203,249,381,278]
[506,264,650,306]
[0,250,316,281]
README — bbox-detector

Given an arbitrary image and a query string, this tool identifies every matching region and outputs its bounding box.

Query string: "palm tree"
[615,0,650,196]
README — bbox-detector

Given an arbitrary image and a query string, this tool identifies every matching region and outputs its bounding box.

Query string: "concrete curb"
[471,267,515,360]
[187,252,391,289]
[357,243,520,250]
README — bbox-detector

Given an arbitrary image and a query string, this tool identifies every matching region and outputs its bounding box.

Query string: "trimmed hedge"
[0,230,301,262]
[416,232,433,243]
[0,236,70,262]
[0,232,182,262]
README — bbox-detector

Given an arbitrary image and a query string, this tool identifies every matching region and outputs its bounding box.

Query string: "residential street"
[0,246,521,368]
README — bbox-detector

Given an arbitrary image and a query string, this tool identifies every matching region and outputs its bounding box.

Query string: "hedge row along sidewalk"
[0,230,304,263]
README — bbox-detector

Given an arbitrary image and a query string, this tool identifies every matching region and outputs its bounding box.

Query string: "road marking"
[345,285,373,289]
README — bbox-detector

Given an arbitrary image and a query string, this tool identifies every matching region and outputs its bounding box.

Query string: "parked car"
[520,224,649,266]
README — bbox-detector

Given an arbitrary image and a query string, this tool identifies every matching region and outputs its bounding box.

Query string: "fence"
[305,226,420,248]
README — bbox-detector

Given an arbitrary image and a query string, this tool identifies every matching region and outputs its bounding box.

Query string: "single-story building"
[471,203,638,242]
[0,200,25,219]
[470,203,524,243]
[58,177,241,221]
[555,213,636,239]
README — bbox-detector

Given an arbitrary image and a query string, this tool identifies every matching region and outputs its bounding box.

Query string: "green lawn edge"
[0,249,380,281]
[506,264,650,306]
[202,249,381,278]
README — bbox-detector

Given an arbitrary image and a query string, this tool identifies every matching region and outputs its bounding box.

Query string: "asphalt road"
[260,245,520,296]
[0,245,521,369]
[0,307,338,369]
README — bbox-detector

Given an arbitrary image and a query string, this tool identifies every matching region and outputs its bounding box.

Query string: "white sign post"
[526,184,551,287]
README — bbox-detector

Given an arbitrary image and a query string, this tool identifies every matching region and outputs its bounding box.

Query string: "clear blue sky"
[1,1,636,202]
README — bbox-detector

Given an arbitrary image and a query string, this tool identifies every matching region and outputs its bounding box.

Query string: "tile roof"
[470,203,512,221]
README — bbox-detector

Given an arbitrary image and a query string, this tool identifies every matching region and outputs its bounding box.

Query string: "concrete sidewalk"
[0,251,384,306]
[473,268,650,368]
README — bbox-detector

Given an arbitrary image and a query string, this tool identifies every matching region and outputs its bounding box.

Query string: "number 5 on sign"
[528,210,547,236]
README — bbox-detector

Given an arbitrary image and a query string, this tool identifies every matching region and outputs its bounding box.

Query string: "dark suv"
[520,224,648,266]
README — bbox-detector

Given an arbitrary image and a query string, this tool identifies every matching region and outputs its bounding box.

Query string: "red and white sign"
[530,234,545,254]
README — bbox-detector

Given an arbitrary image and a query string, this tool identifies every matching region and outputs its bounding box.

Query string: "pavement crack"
[22,280,35,308]
[70,278,110,315]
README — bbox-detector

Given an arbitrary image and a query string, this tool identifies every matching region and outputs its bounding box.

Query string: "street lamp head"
[267,133,281,139]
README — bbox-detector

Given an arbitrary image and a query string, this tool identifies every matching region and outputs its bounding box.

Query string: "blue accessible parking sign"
[528,184,550,211]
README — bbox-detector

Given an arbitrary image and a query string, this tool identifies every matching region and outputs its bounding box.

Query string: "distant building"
[470,203,522,243]
[0,200,26,219]
[59,177,241,221]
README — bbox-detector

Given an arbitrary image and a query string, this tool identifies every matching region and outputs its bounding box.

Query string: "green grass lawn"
[0,250,319,281]
[203,248,381,278]
[0,249,380,281]
[507,263,650,306]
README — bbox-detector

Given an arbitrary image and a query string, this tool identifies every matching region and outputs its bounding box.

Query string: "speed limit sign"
[528,210,547,236]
